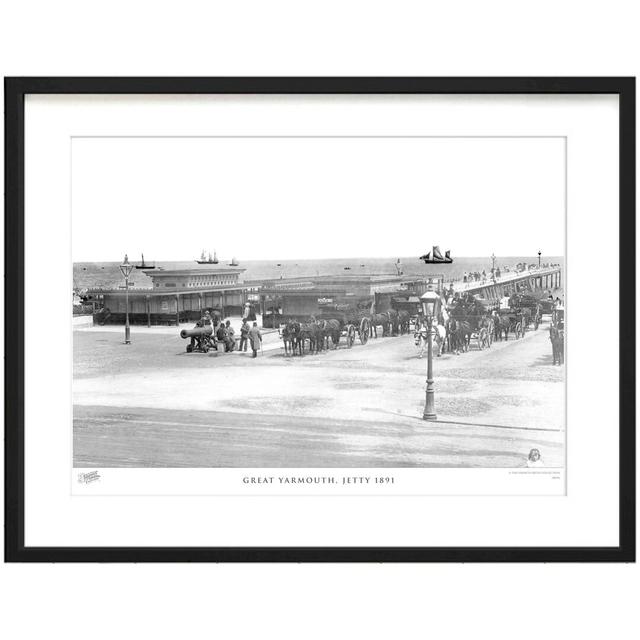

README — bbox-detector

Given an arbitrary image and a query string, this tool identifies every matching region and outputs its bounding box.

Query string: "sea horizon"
[74,255,564,291]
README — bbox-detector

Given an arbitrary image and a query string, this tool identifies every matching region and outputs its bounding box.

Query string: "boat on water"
[135,253,156,269]
[196,250,219,265]
[420,246,453,264]
[229,257,239,266]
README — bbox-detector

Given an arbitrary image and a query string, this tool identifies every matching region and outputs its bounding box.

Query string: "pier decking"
[451,266,562,300]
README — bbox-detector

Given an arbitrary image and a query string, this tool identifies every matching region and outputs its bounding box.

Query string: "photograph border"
[4,77,635,562]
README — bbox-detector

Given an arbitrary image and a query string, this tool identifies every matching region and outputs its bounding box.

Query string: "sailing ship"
[420,246,453,264]
[229,256,239,266]
[196,250,219,265]
[135,253,155,269]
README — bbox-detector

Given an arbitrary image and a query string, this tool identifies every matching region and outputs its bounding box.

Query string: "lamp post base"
[422,412,437,421]
[124,326,131,345]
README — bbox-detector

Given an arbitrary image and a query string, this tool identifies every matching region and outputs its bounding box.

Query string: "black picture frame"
[4,77,635,563]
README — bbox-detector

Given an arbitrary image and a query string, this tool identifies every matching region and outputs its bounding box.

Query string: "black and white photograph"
[72,135,566,476]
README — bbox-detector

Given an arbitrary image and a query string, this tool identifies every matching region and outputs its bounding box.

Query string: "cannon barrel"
[180,325,213,339]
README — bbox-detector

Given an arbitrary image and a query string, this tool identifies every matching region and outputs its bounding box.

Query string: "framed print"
[4,77,635,562]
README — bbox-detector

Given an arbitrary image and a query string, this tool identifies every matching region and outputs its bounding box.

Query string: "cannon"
[180,324,216,353]
[180,325,213,339]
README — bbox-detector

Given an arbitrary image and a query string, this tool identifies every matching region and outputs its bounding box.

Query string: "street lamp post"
[119,254,134,345]
[538,250,542,269]
[420,291,441,421]
[491,253,496,272]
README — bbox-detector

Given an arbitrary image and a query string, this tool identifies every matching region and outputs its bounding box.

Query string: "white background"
[1,2,638,639]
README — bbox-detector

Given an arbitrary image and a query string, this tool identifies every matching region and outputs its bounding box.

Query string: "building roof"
[148,266,245,278]
[255,273,429,297]
[82,261,246,294]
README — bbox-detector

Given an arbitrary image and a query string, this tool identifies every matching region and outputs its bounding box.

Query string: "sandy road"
[73,318,564,467]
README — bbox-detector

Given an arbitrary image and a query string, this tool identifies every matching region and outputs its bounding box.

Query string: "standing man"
[249,322,262,358]
[239,318,250,352]
[216,320,227,345]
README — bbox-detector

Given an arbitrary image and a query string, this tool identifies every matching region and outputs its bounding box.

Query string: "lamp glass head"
[119,254,134,279]
[420,290,440,318]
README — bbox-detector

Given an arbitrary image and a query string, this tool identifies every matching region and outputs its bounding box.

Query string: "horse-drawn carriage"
[509,293,541,330]
[447,297,494,352]
[281,303,371,355]
[318,303,370,348]
[391,295,423,333]
[538,297,556,316]
[493,307,525,340]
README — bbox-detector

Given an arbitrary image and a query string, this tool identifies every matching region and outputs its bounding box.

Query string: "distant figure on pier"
[463,271,468,283]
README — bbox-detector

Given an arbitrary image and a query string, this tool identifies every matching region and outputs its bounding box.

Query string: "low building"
[252,273,442,327]
[88,263,247,326]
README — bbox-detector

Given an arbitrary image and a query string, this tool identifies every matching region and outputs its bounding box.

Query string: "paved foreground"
[73,319,564,467]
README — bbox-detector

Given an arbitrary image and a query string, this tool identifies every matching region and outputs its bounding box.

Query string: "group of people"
[236,318,263,357]
[192,310,263,357]
[462,268,501,284]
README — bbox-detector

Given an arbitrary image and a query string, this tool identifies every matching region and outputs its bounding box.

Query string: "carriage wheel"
[346,325,356,348]
[359,318,369,344]
[515,322,523,339]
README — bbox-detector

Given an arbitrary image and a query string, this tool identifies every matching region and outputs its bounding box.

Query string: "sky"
[72,136,565,262]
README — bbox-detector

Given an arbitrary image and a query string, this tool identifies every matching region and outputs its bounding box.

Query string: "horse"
[369,313,390,338]
[286,321,321,355]
[397,310,411,335]
[280,322,296,356]
[447,317,472,354]
[491,310,510,342]
[550,325,564,365]
[316,318,341,350]
[386,309,400,336]
[414,320,447,358]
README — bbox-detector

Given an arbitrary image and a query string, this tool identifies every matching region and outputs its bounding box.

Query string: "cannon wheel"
[346,324,356,348]
[186,344,193,353]
[359,317,369,344]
